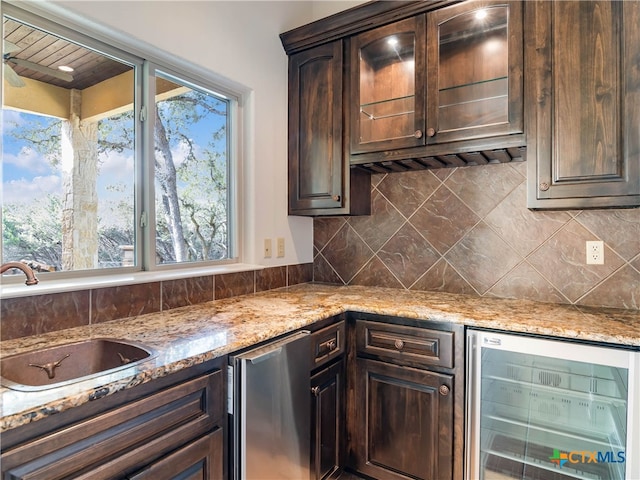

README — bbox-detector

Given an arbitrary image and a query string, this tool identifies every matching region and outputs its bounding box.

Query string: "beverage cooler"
[466,330,640,480]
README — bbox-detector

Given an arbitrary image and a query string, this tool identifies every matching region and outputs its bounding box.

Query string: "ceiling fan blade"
[3,62,26,87]
[8,57,73,82]
[3,40,21,55]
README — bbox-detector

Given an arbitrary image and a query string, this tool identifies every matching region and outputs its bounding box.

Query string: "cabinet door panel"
[288,42,343,213]
[527,0,640,208]
[354,359,453,480]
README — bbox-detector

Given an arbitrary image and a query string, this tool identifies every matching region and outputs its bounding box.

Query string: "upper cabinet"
[526,0,640,209]
[286,41,371,216]
[349,0,525,168]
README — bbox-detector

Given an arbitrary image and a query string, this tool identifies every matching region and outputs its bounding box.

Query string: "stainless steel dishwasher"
[229,330,311,480]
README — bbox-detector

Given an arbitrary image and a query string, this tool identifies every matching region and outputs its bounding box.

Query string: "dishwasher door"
[230,330,311,480]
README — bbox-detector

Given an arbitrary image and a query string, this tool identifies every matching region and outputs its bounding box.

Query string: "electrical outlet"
[586,240,604,265]
[264,238,272,258]
[277,238,285,258]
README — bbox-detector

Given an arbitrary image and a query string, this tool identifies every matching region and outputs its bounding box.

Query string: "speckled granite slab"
[2,283,638,432]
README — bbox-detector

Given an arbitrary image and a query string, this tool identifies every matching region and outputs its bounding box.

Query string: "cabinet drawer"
[311,321,345,369]
[2,370,222,480]
[356,320,453,369]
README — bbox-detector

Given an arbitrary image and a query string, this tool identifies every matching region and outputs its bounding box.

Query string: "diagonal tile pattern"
[314,162,640,310]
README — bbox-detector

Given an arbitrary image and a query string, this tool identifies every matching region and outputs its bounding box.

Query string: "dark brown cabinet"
[348,315,464,480]
[354,358,453,480]
[286,41,371,216]
[311,359,345,480]
[349,0,525,169]
[0,360,226,480]
[310,320,346,480]
[526,0,640,209]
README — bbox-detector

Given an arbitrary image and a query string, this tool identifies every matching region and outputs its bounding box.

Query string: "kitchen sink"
[0,339,153,391]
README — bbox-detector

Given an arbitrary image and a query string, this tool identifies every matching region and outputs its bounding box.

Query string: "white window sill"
[0,263,265,299]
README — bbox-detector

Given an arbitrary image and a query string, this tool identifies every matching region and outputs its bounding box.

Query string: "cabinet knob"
[327,339,337,351]
[394,339,404,350]
[439,385,450,396]
[539,182,550,191]
[311,386,320,396]
[426,128,436,137]
[414,130,423,139]
[332,194,341,202]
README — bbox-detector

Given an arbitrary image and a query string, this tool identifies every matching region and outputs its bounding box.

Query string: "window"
[1,5,237,282]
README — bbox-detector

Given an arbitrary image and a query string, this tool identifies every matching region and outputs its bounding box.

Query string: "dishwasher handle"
[242,330,310,364]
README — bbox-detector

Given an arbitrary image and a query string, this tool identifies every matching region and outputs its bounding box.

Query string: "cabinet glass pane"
[438,6,509,132]
[359,32,415,144]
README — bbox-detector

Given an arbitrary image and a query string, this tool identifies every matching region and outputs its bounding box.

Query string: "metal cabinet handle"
[539,182,550,191]
[439,385,450,396]
[394,339,404,350]
[311,386,320,396]
[332,194,341,202]
[426,127,436,137]
[414,130,423,139]
[327,339,337,351]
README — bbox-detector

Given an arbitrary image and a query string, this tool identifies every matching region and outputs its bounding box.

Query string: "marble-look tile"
[487,261,569,304]
[410,258,477,295]
[256,266,286,293]
[631,254,640,272]
[409,186,480,254]
[1,291,90,341]
[162,276,213,310]
[485,183,572,256]
[371,173,386,188]
[322,224,374,283]
[576,209,640,261]
[446,221,522,294]
[349,190,405,251]
[214,271,254,299]
[288,263,313,286]
[376,169,441,217]
[313,217,346,252]
[92,283,161,323]
[377,223,440,288]
[313,253,344,285]
[528,220,626,302]
[444,163,523,218]
[350,257,403,288]
[578,264,640,310]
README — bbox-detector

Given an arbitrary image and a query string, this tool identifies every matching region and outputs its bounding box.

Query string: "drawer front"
[356,320,454,369]
[2,370,222,480]
[311,321,345,369]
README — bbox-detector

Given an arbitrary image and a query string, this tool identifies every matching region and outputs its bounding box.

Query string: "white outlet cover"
[586,240,604,265]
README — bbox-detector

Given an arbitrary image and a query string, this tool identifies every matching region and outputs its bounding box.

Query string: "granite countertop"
[2,283,639,432]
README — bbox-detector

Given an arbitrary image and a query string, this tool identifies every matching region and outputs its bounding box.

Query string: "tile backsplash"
[1,263,313,341]
[314,161,640,310]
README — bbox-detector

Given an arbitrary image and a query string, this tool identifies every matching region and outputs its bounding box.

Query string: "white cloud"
[2,175,62,204]
[2,146,52,174]
[98,150,135,179]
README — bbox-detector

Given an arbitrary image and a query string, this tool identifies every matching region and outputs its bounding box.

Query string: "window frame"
[0,1,243,287]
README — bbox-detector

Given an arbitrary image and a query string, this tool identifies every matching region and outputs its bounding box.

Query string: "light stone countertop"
[2,283,639,432]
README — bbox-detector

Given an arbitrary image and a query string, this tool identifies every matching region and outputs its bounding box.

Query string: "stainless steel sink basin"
[0,339,153,391]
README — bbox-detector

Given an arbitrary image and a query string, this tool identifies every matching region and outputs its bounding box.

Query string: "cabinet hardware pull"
[394,339,404,350]
[539,182,550,191]
[332,194,341,202]
[439,385,450,396]
[327,339,336,351]
[311,386,320,396]
[414,130,423,139]
[426,127,436,137]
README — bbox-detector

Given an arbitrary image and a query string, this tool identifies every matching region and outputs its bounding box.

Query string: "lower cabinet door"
[311,359,344,480]
[354,358,453,480]
[129,428,223,480]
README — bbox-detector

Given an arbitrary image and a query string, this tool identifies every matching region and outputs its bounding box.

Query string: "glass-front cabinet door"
[426,0,523,144]
[350,15,426,154]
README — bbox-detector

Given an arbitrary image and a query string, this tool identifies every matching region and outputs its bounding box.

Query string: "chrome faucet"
[0,261,39,285]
